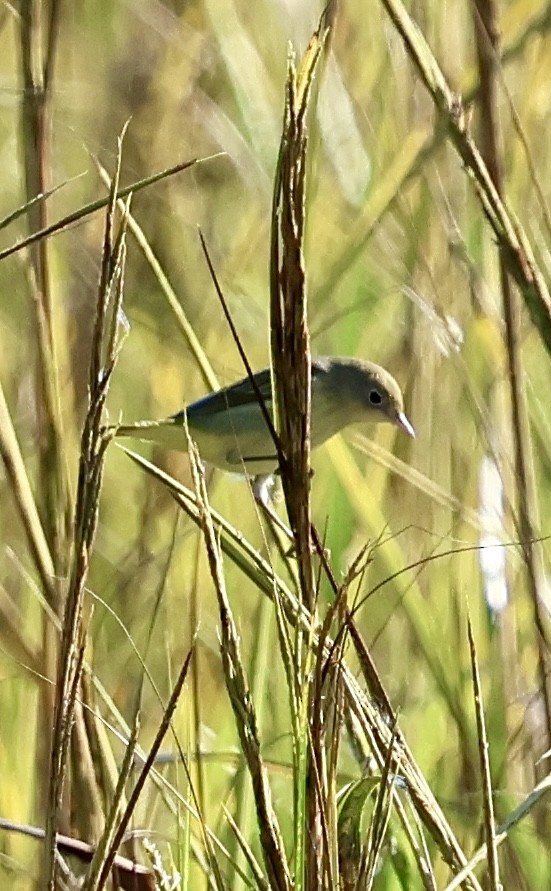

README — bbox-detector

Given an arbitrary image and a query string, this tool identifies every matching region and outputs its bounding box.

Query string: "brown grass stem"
[472,0,551,756]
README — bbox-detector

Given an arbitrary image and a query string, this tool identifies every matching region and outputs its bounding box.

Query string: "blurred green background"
[1,0,551,887]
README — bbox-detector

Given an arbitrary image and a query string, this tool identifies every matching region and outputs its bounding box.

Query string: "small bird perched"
[112,356,414,535]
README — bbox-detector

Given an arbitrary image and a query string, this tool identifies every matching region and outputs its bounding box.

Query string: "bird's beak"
[396,411,415,438]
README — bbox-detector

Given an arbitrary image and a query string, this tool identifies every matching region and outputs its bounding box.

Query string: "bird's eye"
[369,389,383,406]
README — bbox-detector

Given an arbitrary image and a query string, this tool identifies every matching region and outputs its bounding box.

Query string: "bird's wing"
[221,362,330,468]
[174,367,273,422]
[179,360,332,424]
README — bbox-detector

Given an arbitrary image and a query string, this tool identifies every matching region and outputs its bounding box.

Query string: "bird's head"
[317,357,415,438]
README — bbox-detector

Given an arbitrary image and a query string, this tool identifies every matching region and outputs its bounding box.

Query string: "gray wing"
[172,367,273,423]
[177,360,330,424]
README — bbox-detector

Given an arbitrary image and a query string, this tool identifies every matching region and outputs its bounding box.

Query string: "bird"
[111,356,414,537]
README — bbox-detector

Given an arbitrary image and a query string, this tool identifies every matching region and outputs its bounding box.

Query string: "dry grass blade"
[96,161,219,394]
[123,446,480,887]
[0,174,84,231]
[93,649,194,891]
[270,27,332,882]
[43,130,129,889]
[361,729,402,890]
[187,433,291,891]
[379,0,551,355]
[0,819,154,891]
[4,5,551,889]
[345,619,483,891]
[471,0,551,752]
[198,228,281,455]
[306,568,354,889]
[84,657,246,889]
[270,14,330,594]
[0,153,225,262]
[442,772,551,891]
[0,581,42,674]
[18,0,70,593]
[223,806,270,891]
[19,0,59,325]
[120,447,305,622]
[82,717,140,891]
[0,380,56,601]
[316,5,551,311]
[467,616,500,890]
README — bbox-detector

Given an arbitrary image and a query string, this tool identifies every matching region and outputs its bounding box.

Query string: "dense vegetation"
[1,1,551,888]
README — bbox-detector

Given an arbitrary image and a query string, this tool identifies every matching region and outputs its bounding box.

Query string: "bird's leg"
[252,474,294,542]
[252,474,330,559]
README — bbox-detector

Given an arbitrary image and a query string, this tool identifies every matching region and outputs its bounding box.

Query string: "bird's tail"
[105,418,186,450]
[112,421,163,438]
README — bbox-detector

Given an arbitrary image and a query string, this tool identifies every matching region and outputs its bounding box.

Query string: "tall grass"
[0,1,551,889]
